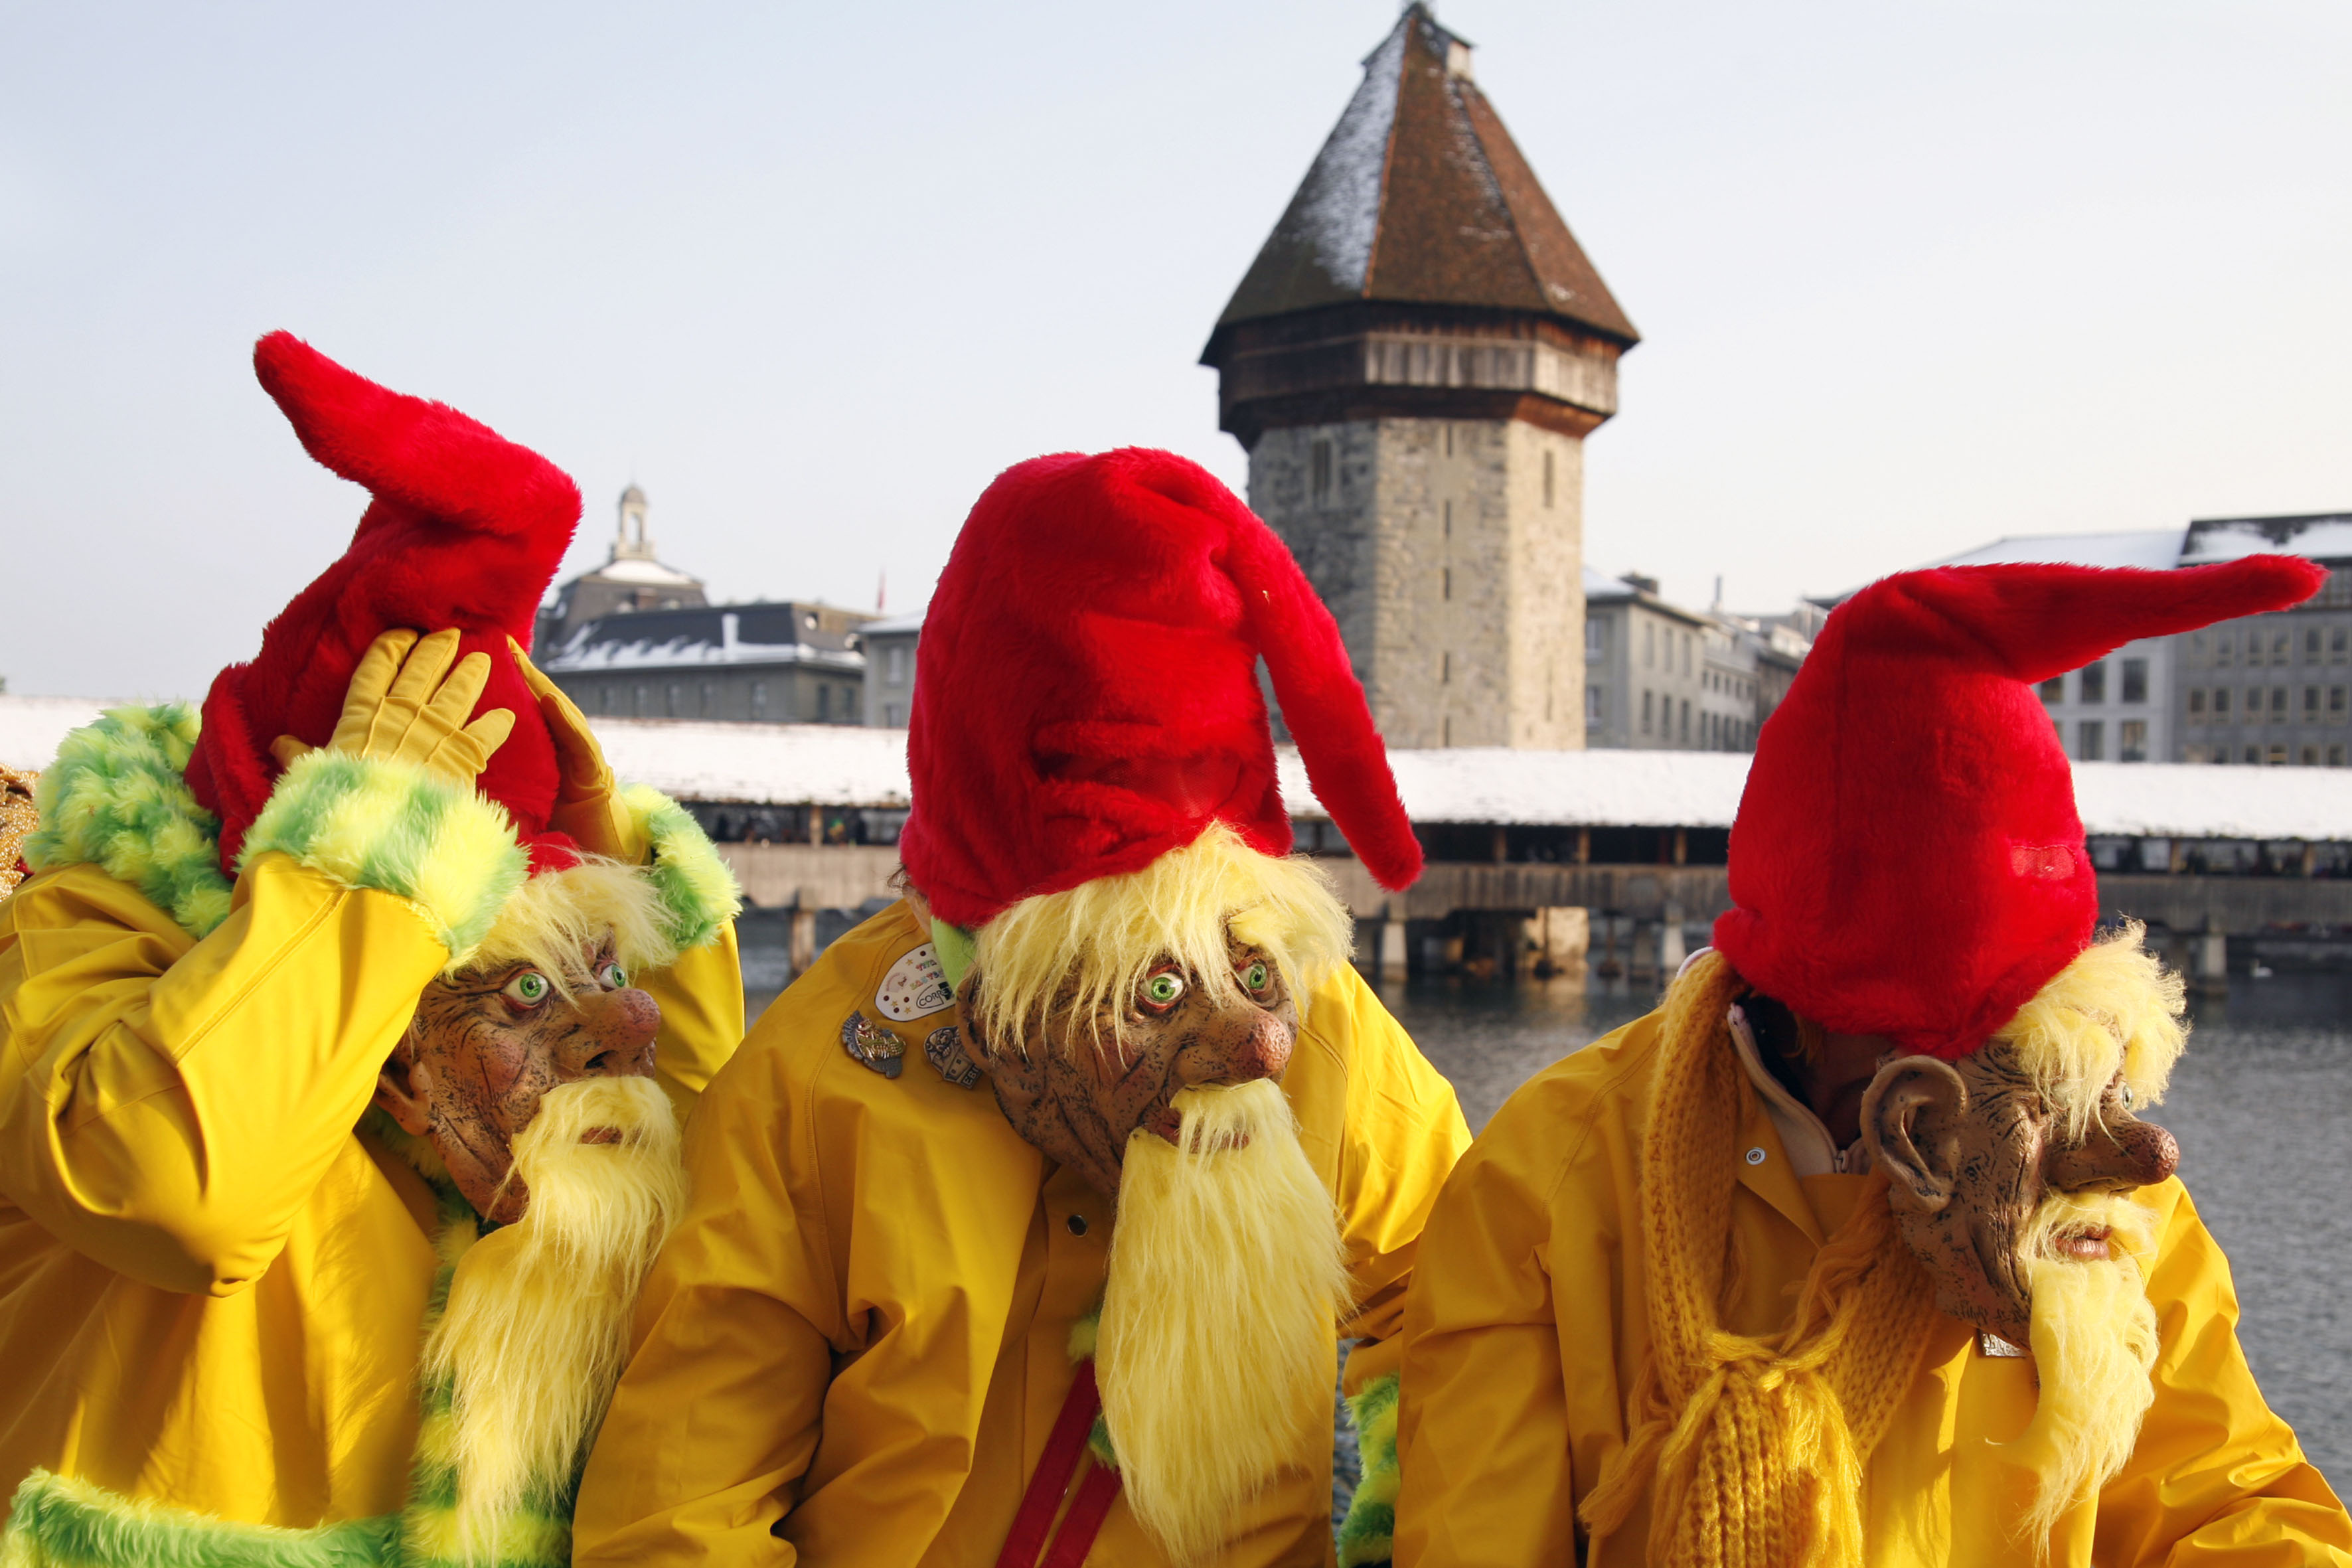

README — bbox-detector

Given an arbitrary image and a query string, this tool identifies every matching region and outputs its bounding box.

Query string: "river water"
[743,959,2352,1494]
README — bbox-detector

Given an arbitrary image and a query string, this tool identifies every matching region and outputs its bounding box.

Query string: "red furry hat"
[898,447,1420,929]
[185,333,582,870]
[1714,556,2324,1058]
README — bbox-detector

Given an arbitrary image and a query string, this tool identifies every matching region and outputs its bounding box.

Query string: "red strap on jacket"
[996,1359,1122,1568]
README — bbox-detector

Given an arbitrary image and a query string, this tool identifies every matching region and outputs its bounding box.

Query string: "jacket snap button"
[1745,1147,1767,1166]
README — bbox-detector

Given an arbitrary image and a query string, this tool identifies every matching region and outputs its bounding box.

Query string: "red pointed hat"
[898,447,1421,929]
[1714,556,2324,1058]
[185,333,582,870]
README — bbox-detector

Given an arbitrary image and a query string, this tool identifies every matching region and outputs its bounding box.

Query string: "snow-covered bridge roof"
[7,698,2348,843]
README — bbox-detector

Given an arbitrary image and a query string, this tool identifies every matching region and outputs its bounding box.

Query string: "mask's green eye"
[1243,961,1271,992]
[601,963,628,990]
[1142,971,1186,1008]
[505,971,550,1007]
[2118,1082,2134,1110]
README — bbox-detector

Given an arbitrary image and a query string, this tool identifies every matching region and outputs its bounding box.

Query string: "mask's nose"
[2050,1115,2179,1194]
[557,986,662,1080]
[1225,1013,1293,1085]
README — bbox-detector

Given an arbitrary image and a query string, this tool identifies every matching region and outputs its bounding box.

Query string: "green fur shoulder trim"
[1,1468,395,1568]
[1337,1370,1401,1568]
[23,704,235,939]
[240,750,528,967]
[621,785,741,955]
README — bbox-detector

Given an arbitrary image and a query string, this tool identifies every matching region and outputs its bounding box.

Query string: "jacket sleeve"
[643,921,746,1121]
[572,1036,834,1568]
[0,856,451,1296]
[1320,966,1472,1393]
[2090,1182,2352,1565]
[1392,1070,1601,1568]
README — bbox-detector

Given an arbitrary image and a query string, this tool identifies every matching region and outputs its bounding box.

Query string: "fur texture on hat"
[897,448,1419,930]
[1713,556,2325,1058]
[185,332,582,870]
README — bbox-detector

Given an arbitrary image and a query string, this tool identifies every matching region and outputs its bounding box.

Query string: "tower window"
[1310,438,1334,507]
[1441,651,1451,684]
[1543,449,1555,509]
[1443,499,1452,537]
[1445,424,1454,457]
[1442,567,1451,601]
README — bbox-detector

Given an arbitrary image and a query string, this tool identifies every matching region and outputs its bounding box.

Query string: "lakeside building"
[1584,569,1814,751]
[1200,4,1636,749]
[534,487,874,724]
[859,613,923,728]
[1928,514,2352,766]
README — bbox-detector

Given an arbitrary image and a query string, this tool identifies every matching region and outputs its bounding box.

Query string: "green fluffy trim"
[1337,1371,1400,1568]
[621,785,740,953]
[240,749,528,967]
[23,704,234,938]
[0,1469,394,1568]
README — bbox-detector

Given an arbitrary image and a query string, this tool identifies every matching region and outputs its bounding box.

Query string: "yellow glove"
[509,637,641,862]
[270,628,515,783]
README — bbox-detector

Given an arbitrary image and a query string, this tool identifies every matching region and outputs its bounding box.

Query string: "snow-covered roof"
[540,637,862,674]
[861,613,924,637]
[1583,565,1634,598]
[7,699,2350,842]
[582,556,702,587]
[1930,528,2187,572]
[2182,514,2352,566]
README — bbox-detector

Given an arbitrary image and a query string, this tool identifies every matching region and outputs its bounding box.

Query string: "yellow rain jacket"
[0,855,744,1531]
[573,900,1471,1568]
[1393,1009,2352,1565]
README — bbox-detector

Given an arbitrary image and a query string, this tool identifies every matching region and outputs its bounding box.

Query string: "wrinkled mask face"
[1863,1040,2179,1347]
[376,934,663,1224]
[966,936,1297,1198]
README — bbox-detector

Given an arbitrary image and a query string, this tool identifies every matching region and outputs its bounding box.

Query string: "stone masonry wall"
[1251,418,1585,748]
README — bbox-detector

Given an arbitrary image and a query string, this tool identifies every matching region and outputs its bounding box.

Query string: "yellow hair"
[1992,921,2187,1143]
[468,856,672,998]
[967,821,1353,1055]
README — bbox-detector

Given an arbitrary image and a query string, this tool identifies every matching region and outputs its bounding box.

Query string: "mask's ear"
[372,1021,433,1137]
[1861,1054,1969,1215]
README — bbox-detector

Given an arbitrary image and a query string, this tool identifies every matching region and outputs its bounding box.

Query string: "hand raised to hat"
[508,637,639,862]
[270,628,515,782]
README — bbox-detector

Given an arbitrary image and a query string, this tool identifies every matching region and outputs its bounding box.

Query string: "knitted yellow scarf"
[1579,951,1941,1567]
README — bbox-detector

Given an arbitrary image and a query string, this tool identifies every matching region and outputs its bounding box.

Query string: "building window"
[884,702,904,727]
[2273,630,2292,662]
[2079,661,2106,704]
[1680,700,1691,744]
[818,685,830,722]
[1441,567,1451,601]
[2187,688,2206,720]
[2244,745,2261,763]
[2271,686,2289,718]
[1587,686,1603,723]
[2307,686,2323,717]
[1310,438,1334,508]
[2268,744,2288,765]
[2040,675,2065,704]
[1586,618,1605,658]
[1543,449,1556,509]
[2215,631,2233,666]
[2308,629,2325,661]
[2119,720,2148,762]
[1441,651,1451,684]
[2334,626,2349,662]
[1642,690,1654,734]
[1443,500,1452,537]
[2332,745,2347,767]
[2214,687,2231,719]
[2333,686,2349,719]
[2301,745,2321,766]
[2120,658,2148,703]
[1682,634,1693,675]
[2078,720,2104,761]
[887,645,907,684]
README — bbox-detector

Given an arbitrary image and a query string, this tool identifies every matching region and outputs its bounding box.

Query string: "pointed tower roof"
[1215,5,1636,345]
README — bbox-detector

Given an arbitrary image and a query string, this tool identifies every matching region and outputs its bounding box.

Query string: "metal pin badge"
[841,1012,905,1079]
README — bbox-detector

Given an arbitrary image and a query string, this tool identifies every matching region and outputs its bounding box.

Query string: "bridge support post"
[1379,917,1409,984]
[1658,907,1687,977]
[789,887,817,979]
[2191,927,2229,998]
[1528,907,1589,980]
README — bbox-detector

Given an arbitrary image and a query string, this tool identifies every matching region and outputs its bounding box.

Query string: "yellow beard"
[422,1075,686,1563]
[1096,1079,1350,1566]
[2008,1190,2163,1543]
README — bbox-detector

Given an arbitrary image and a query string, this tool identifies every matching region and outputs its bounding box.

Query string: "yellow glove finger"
[391,629,468,720]
[422,706,516,782]
[459,706,516,763]
[420,650,495,739]
[269,734,317,770]
[508,637,613,800]
[329,629,423,755]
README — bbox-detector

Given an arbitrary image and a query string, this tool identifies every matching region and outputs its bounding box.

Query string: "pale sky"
[5,1,2347,698]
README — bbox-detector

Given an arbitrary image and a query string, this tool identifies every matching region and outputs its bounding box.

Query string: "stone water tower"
[1202,5,1636,748]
